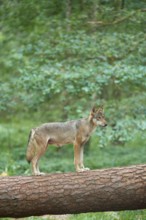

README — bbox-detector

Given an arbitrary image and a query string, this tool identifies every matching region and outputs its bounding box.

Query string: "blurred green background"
[0,0,146,219]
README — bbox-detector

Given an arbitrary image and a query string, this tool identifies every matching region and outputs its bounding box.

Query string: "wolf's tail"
[26,128,36,163]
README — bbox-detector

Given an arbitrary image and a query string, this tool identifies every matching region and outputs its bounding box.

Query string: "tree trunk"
[0,164,146,218]
[66,0,71,32]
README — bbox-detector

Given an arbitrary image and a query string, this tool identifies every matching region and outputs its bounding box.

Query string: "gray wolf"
[26,106,107,175]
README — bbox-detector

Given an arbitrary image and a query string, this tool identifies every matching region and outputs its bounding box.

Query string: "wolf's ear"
[89,106,95,120]
[90,106,96,117]
[98,105,104,113]
[91,105,96,113]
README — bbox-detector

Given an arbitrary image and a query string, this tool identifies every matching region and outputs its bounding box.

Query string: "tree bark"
[66,0,71,32]
[0,164,146,218]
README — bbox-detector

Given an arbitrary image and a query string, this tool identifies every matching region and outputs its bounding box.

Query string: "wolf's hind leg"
[31,138,48,175]
[32,156,40,175]
[31,148,46,175]
[36,157,46,176]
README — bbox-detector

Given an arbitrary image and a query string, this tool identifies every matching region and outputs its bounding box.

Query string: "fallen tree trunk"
[0,164,146,218]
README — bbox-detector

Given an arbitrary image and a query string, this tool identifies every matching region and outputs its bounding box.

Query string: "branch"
[88,11,136,27]
[0,164,146,218]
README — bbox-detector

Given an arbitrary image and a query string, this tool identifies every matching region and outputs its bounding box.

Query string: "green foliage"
[1,0,146,170]
[70,210,146,220]
[0,1,146,219]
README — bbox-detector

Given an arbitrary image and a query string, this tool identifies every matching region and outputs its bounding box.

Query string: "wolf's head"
[89,106,107,127]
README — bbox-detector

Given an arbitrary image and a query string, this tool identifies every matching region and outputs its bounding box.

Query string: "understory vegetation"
[0,0,146,219]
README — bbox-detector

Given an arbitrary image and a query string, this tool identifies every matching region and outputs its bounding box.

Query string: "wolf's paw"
[38,172,46,176]
[77,168,84,172]
[76,167,90,172]
[83,167,90,171]
[34,172,46,176]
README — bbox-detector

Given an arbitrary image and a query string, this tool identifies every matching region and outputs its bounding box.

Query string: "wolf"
[26,106,107,175]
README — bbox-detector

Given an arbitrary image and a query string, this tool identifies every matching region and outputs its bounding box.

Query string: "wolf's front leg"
[74,142,81,172]
[79,145,90,172]
[74,143,90,172]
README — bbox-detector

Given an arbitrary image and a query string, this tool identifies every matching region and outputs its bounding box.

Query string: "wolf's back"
[26,128,36,163]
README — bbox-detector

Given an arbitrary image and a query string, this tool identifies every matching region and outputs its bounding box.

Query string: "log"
[0,164,146,218]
